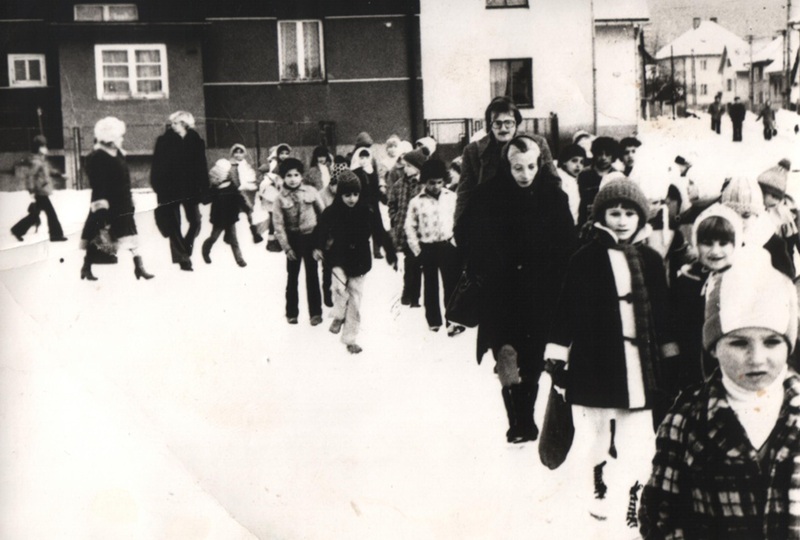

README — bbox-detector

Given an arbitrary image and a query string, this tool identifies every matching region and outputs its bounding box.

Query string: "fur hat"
[330,162,349,185]
[420,159,448,184]
[703,257,798,352]
[592,178,650,225]
[355,131,373,148]
[415,136,438,156]
[93,116,126,144]
[278,157,304,178]
[691,203,745,250]
[722,176,764,216]
[558,143,586,164]
[757,159,791,199]
[168,111,195,129]
[336,169,361,194]
[31,134,47,153]
[402,147,429,171]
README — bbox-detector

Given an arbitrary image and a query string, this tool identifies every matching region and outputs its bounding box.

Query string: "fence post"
[549,113,559,157]
[72,126,82,190]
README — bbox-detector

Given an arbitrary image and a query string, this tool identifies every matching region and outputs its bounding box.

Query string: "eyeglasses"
[492,120,517,129]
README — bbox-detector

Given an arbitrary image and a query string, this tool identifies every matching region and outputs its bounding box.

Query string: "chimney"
[710,17,718,23]
[693,17,701,29]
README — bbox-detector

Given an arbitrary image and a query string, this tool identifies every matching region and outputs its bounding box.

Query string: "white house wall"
[419,0,596,136]
[595,23,639,136]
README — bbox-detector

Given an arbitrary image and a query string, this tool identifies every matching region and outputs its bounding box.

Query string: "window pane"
[489,60,510,99]
[137,65,161,78]
[509,59,533,106]
[137,80,162,93]
[75,5,103,20]
[102,50,128,63]
[487,0,527,6]
[136,50,160,63]
[303,22,322,79]
[104,80,130,94]
[103,65,129,78]
[14,60,27,81]
[280,22,299,80]
[108,5,138,21]
[28,60,41,81]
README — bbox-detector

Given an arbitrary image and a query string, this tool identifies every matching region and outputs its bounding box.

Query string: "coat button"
[516,264,522,270]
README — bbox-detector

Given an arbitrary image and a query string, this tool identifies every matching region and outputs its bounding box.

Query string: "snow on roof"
[656,20,748,60]
[594,0,649,22]
[752,36,785,74]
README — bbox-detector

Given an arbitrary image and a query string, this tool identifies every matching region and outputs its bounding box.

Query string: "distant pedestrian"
[728,97,746,142]
[708,93,724,134]
[272,158,325,326]
[79,117,154,281]
[150,111,209,272]
[10,135,67,243]
[314,170,397,354]
[756,99,777,141]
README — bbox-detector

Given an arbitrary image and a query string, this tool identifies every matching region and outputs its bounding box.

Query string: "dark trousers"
[12,195,64,239]
[322,260,333,304]
[164,200,202,264]
[763,126,774,140]
[204,224,243,261]
[732,122,743,142]
[419,241,459,327]
[401,245,422,304]
[711,118,720,134]
[286,233,322,319]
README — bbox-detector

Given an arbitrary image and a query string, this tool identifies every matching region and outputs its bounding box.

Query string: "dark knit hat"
[757,159,791,198]
[278,157,304,178]
[330,162,349,185]
[592,178,650,224]
[31,135,47,153]
[420,159,448,183]
[337,169,361,194]
[403,147,429,170]
[558,143,586,164]
[355,131,374,149]
[591,137,621,160]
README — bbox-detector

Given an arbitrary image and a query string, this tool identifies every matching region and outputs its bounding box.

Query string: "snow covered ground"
[1,111,799,539]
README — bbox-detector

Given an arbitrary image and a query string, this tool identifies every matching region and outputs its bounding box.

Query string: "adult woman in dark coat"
[453,96,559,249]
[150,111,209,271]
[462,135,577,443]
[79,117,153,281]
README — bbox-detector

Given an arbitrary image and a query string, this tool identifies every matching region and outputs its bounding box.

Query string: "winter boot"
[80,257,97,281]
[202,238,213,264]
[232,244,247,267]
[250,224,263,244]
[512,383,539,442]
[133,255,154,280]
[502,387,521,443]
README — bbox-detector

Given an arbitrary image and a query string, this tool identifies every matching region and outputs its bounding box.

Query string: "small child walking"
[272,158,325,325]
[404,159,464,336]
[545,179,678,534]
[314,170,397,353]
[202,152,248,267]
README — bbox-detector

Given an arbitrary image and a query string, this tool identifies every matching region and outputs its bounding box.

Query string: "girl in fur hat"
[544,178,678,532]
[200,148,248,268]
[640,257,800,539]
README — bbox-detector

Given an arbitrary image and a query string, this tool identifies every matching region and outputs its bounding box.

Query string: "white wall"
[595,23,640,134]
[419,0,595,136]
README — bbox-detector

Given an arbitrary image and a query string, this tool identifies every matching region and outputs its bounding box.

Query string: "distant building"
[418,0,649,145]
[655,19,748,109]
[750,35,789,107]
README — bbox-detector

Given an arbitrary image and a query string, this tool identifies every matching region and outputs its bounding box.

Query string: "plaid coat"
[640,370,800,539]
[387,174,421,250]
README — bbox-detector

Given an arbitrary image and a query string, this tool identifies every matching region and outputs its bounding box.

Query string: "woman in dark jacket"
[79,117,153,281]
[462,135,577,443]
[454,96,559,248]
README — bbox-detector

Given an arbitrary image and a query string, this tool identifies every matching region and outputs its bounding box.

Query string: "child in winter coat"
[304,145,332,192]
[314,170,397,353]
[545,178,678,532]
[577,136,621,227]
[669,204,745,393]
[272,158,325,325]
[758,159,799,268]
[318,162,346,307]
[201,154,248,268]
[557,143,586,225]
[351,146,385,259]
[388,147,428,307]
[257,163,283,252]
[404,159,464,336]
[226,144,262,244]
[640,257,800,540]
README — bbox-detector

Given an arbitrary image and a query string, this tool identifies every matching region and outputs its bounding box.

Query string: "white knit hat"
[93,116,126,144]
[722,176,765,217]
[703,257,798,352]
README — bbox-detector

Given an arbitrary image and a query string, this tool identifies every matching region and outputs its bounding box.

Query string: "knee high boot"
[81,255,97,281]
[501,386,520,443]
[513,381,539,441]
[231,243,247,267]
[134,255,155,280]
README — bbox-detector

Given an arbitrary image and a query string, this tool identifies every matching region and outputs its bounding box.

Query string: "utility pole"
[670,45,676,119]
[691,48,697,108]
[786,0,793,108]
[747,34,754,108]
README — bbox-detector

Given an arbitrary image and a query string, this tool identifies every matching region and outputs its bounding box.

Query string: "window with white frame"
[94,44,168,100]
[486,0,528,7]
[278,20,324,82]
[75,4,138,21]
[8,54,47,87]
[727,79,732,91]
[490,58,533,108]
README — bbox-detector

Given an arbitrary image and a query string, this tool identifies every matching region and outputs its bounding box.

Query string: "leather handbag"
[539,384,574,470]
[445,270,482,328]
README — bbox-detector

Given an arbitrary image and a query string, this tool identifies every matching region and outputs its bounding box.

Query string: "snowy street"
[1,111,800,539]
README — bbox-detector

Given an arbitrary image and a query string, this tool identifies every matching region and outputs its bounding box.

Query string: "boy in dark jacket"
[314,171,396,354]
[577,136,622,227]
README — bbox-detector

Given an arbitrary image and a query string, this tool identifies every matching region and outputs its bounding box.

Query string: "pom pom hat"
[757,159,791,199]
[703,257,798,352]
[592,178,650,226]
[722,176,765,216]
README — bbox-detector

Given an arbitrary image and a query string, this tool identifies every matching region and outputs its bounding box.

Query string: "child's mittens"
[286,249,297,261]
[496,345,522,387]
